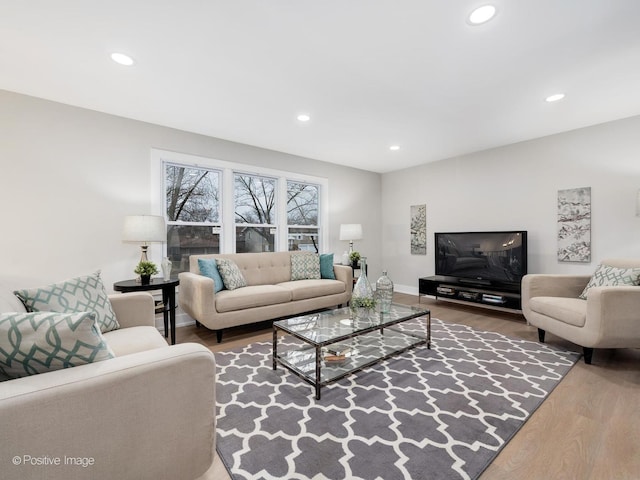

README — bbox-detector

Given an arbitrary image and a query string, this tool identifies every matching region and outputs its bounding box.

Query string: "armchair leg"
[216,330,223,343]
[537,328,546,343]
[583,347,594,364]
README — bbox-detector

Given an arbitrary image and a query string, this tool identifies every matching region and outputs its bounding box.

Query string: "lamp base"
[140,245,149,263]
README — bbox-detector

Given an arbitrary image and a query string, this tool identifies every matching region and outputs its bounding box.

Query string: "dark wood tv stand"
[419,275,522,312]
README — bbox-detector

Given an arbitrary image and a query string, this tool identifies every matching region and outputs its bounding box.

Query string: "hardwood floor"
[180,294,640,480]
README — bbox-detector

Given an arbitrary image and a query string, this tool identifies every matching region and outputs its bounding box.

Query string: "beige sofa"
[0,277,216,480]
[179,252,353,342]
[522,258,640,364]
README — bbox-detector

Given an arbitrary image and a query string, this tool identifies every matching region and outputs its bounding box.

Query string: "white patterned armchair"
[0,275,216,480]
[522,258,640,364]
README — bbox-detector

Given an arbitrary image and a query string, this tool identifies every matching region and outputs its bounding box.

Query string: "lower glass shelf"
[275,328,427,384]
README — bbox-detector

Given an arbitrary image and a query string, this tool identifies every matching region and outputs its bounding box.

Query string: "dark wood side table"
[113,277,180,345]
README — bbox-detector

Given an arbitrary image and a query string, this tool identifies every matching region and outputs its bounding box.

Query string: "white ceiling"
[2,1,640,173]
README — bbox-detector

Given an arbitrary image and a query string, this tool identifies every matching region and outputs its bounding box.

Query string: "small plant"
[134,261,159,276]
[351,296,376,309]
[349,251,361,264]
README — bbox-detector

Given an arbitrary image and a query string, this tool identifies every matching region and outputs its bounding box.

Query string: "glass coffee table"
[272,304,430,399]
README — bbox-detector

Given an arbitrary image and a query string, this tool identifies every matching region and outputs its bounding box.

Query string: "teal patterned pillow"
[579,264,640,299]
[216,259,247,290]
[198,258,225,293]
[14,271,120,333]
[319,253,336,280]
[291,252,321,281]
[0,311,115,381]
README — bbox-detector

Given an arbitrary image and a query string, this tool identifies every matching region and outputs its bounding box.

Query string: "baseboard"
[394,283,419,296]
[154,310,196,333]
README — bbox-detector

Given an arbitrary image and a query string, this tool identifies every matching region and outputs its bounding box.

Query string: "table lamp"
[339,224,363,253]
[122,215,166,263]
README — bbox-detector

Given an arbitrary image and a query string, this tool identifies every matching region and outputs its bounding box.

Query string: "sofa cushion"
[291,252,321,281]
[215,285,292,313]
[216,259,248,290]
[198,258,225,293]
[278,279,346,301]
[319,253,336,280]
[579,264,640,299]
[0,311,115,381]
[103,326,168,356]
[13,271,120,333]
[529,296,587,327]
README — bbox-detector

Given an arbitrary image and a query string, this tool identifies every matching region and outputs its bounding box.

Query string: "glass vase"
[161,256,173,281]
[351,257,375,316]
[376,270,394,313]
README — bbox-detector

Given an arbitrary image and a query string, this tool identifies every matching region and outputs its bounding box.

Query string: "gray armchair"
[522,258,640,364]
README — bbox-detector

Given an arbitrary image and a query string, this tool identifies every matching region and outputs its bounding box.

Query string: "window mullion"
[222,168,235,253]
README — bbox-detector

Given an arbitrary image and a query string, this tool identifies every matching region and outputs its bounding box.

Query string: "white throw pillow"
[579,264,640,299]
[13,271,119,333]
[0,311,115,381]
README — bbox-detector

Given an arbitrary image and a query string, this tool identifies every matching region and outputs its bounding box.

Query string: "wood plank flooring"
[179,293,640,480]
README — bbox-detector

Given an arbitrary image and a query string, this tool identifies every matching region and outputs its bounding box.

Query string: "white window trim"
[150,148,329,254]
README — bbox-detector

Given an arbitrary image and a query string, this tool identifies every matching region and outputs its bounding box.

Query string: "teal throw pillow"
[198,258,225,293]
[216,258,247,290]
[319,253,336,280]
[291,252,321,281]
[0,311,115,381]
[579,264,640,299]
[14,271,120,333]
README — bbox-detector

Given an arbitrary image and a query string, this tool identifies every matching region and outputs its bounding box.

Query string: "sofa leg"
[195,321,201,328]
[216,330,223,343]
[537,328,546,343]
[583,347,594,364]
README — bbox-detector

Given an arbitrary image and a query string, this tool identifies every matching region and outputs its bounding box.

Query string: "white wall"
[382,115,640,294]
[5,88,638,305]
[0,90,381,293]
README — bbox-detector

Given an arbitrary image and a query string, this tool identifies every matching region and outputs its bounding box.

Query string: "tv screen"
[435,231,527,286]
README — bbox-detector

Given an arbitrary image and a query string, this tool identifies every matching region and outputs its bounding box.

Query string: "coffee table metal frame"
[272,304,431,399]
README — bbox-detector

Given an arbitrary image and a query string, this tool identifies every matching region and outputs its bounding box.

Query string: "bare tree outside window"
[165,164,221,272]
[287,181,318,225]
[287,181,319,252]
[235,173,276,252]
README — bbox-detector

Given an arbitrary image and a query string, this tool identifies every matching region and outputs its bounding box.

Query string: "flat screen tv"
[435,231,527,287]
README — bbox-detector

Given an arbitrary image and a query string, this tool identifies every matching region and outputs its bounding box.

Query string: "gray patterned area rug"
[215,318,579,480]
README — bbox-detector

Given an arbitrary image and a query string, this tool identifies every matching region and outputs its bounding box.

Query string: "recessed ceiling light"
[110,52,135,66]
[390,145,400,151]
[297,114,310,122]
[468,5,497,25]
[545,93,566,103]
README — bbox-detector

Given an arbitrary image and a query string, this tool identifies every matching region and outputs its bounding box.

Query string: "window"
[287,181,319,252]
[165,163,221,273]
[234,173,276,253]
[154,149,328,260]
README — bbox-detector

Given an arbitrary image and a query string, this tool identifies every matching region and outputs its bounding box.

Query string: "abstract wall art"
[410,204,427,255]
[557,187,591,263]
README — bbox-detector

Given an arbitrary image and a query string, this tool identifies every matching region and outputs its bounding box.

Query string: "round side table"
[113,277,180,345]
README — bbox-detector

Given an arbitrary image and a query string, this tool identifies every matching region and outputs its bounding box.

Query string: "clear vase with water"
[376,270,394,313]
[351,257,375,317]
[161,256,173,281]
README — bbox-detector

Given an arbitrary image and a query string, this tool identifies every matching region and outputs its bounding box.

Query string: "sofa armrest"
[109,292,156,328]
[586,286,640,344]
[522,274,590,300]
[333,265,353,295]
[0,343,215,480]
[178,272,216,324]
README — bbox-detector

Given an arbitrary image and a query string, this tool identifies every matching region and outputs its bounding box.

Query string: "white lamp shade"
[339,223,363,241]
[122,215,166,243]
[637,190,640,217]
